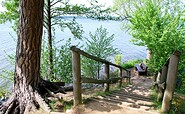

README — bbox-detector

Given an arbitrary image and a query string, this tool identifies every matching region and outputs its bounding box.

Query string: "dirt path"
[60,76,159,114]
[51,76,160,114]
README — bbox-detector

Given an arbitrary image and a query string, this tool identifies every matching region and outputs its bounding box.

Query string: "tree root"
[0,95,16,114]
[0,79,66,114]
[39,79,66,95]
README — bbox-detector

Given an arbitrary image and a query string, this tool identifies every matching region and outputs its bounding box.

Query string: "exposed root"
[0,79,66,114]
[0,94,16,114]
[39,79,66,95]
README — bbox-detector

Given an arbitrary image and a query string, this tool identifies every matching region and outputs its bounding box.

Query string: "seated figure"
[135,63,147,75]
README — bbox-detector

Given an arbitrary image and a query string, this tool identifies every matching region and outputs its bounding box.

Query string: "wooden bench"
[135,63,147,75]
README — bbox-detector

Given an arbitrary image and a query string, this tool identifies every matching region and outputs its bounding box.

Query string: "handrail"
[71,46,131,106]
[70,46,129,71]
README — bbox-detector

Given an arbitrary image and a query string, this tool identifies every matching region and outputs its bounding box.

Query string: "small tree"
[82,26,119,79]
[114,54,122,65]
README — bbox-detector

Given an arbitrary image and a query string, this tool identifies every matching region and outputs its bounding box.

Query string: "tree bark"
[104,64,110,92]
[0,1,65,113]
[119,68,123,87]
[72,50,82,106]
[46,0,54,79]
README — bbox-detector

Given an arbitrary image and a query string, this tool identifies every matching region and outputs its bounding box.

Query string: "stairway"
[85,76,159,114]
[91,87,154,111]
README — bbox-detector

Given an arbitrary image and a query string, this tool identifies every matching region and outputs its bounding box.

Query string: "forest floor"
[51,74,160,114]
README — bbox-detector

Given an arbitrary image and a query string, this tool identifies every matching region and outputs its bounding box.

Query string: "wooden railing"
[71,46,131,106]
[153,51,181,112]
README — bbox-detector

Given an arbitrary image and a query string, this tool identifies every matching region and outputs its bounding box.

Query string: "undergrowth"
[150,89,162,110]
[150,89,185,114]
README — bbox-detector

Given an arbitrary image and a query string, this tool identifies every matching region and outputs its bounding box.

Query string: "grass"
[150,88,185,114]
[150,89,162,111]
[170,92,185,114]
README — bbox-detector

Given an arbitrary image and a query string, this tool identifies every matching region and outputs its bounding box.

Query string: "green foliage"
[0,53,14,98]
[121,59,143,69]
[0,83,11,98]
[48,99,73,112]
[82,26,119,78]
[0,0,120,83]
[169,95,185,114]
[0,56,14,98]
[114,0,185,72]
[114,54,122,65]
[41,38,73,83]
[0,52,15,81]
[110,70,119,78]
[59,18,84,39]
[53,38,73,83]
[0,0,19,31]
[0,69,14,81]
[150,90,162,110]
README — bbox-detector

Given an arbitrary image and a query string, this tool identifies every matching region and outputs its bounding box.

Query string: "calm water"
[0,17,146,85]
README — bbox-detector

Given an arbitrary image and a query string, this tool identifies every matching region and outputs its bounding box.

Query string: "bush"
[170,95,185,114]
[41,38,74,83]
[121,59,143,69]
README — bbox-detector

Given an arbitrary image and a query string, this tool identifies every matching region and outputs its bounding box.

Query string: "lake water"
[0,17,146,85]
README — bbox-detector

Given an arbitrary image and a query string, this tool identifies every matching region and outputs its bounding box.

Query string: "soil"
[51,74,160,114]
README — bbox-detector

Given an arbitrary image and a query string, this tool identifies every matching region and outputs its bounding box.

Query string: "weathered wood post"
[127,70,131,84]
[72,48,82,106]
[157,62,168,102]
[161,51,180,112]
[119,68,123,88]
[161,62,169,83]
[104,63,110,92]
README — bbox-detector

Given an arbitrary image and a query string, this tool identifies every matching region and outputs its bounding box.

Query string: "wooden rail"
[71,46,129,70]
[71,46,131,106]
[153,51,181,112]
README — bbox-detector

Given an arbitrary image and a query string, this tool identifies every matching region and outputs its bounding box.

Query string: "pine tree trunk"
[0,0,65,113]
[47,0,54,78]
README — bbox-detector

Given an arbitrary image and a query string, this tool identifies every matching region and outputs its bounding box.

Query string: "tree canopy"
[113,0,185,71]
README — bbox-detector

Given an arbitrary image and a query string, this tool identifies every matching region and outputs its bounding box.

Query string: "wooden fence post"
[127,70,131,84]
[72,50,82,106]
[161,51,180,112]
[157,65,168,102]
[104,63,110,92]
[119,68,123,88]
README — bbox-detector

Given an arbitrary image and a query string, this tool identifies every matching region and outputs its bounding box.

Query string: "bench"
[135,63,147,75]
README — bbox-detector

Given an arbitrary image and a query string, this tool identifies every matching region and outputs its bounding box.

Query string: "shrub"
[121,59,143,69]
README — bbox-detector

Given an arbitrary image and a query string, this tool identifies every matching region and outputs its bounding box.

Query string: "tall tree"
[43,0,85,79]
[0,0,64,113]
[113,0,185,72]
[0,0,118,81]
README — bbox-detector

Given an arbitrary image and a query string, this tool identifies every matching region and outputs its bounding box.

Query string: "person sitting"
[135,63,147,75]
